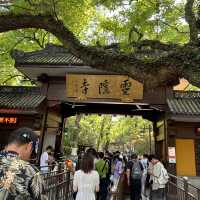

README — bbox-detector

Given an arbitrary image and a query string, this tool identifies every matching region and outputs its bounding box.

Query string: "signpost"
[66,74,143,102]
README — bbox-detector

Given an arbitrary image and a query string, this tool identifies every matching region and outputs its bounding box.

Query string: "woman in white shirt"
[73,154,100,200]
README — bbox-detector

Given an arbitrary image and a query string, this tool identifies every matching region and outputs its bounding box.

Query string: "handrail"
[167,173,200,200]
[41,168,73,200]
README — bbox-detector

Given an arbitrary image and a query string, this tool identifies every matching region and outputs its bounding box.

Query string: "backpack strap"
[131,160,136,170]
[101,160,108,173]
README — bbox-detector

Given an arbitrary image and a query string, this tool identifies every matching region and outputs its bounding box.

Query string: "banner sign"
[66,74,143,102]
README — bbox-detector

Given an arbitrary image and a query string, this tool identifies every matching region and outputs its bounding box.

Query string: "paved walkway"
[115,194,150,200]
[188,177,200,188]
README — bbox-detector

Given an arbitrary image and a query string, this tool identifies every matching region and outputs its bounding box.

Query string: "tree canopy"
[0,0,200,88]
[64,114,152,154]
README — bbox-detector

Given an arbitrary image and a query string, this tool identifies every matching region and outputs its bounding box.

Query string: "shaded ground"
[188,177,200,189]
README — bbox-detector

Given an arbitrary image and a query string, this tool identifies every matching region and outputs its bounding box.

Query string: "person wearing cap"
[0,127,45,200]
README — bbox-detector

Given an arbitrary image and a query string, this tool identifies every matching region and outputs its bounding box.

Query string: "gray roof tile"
[167,91,200,115]
[11,44,84,65]
[0,91,46,110]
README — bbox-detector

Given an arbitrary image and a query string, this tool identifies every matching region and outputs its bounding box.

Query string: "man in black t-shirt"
[126,154,143,200]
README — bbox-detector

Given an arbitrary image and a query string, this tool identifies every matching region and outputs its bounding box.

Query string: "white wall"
[42,129,57,152]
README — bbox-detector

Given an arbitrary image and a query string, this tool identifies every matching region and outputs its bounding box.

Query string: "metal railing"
[167,174,200,200]
[109,173,200,200]
[38,167,200,200]
[40,164,73,200]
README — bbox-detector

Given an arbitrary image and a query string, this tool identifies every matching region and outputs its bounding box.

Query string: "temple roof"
[0,87,46,114]
[12,44,111,80]
[167,91,200,116]
[12,43,84,66]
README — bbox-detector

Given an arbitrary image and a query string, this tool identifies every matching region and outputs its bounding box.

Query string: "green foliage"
[0,0,95,85]
[64,114,152,154]
[0,29,49,85]
[86,0,190,49]
[0,0,197,85]
[134,133,154,155]
[109,116,152,153]
[186,84,200,91]
[57,0,95,37]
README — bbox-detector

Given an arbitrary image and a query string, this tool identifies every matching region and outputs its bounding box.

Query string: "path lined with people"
[37,143,170,200]
[1,127,200,200]
[70,148,169,200]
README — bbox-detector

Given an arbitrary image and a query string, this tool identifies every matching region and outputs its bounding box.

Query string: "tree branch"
[128,26,143,42]
[41,31,49,47]
[22,29,45,48]
[0,74,28,85]
[0,13,200,88]
[0,37,26,55]
[197,2,200,29]
[160,20,189,34]
[185,0,199,43]
[131,40,179,51]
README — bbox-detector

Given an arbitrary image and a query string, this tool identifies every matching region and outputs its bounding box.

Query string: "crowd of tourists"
[0,127,169,200]
[73,148,169,200]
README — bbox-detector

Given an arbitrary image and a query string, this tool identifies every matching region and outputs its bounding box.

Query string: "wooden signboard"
[66,74,143,102]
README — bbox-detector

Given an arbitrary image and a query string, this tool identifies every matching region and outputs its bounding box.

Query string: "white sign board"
[168,147,176,164]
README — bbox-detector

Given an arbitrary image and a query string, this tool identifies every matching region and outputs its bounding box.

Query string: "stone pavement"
[188,177,200,188]
[119,194,150,200]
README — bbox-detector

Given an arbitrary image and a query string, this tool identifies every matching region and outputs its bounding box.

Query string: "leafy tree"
[64,114,113,153]
[109,116,152,153]
[0,0,200,88]
[64,114,152,154]
[78,115,113,150]
[0,29,48,85]
[0,0,95,85]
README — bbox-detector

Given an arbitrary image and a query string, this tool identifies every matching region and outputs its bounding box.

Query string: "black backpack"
[131,160,142,180]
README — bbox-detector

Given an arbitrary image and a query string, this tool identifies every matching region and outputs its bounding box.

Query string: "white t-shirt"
[40,152,49,171]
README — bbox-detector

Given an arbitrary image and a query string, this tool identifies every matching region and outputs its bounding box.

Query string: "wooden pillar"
[153,120,159,155]
[195,139,200,176]
[164,119,168,165]
[38,107,48,162]
[167,120,177,175]
[38,80,50,162]
[54,110,65,160]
